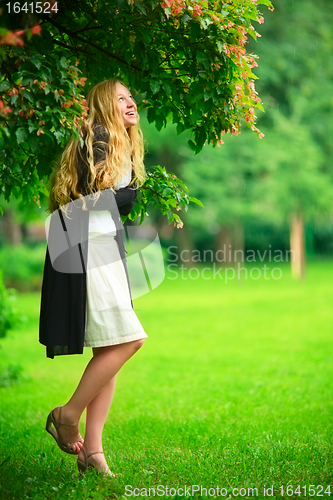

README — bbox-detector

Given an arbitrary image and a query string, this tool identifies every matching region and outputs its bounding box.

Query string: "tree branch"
[42,15,146,74]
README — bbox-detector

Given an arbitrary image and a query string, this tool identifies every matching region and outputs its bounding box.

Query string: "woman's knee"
[93,338,145,358]
[132,338,145,351]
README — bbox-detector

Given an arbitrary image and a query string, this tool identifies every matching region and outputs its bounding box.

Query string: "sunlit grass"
[0,259,333,499]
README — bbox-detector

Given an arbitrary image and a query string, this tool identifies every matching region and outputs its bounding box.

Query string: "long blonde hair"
[49,79,146,211]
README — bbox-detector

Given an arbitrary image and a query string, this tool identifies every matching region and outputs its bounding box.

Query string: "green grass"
[0,260,333,499]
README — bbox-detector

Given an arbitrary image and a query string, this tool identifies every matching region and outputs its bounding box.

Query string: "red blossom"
[0,31,24,46]
[0,103,13,115]
[31,25,42,35]
[193,5,202,17]
[161,0,185,16]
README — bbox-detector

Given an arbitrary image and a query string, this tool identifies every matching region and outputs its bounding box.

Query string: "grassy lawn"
[0,259,333,499]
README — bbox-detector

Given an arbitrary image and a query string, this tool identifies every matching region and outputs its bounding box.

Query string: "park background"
[1,0,333,498]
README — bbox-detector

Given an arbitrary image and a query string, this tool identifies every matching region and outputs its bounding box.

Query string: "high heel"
[77,449,121,478]
[46,406,83,455]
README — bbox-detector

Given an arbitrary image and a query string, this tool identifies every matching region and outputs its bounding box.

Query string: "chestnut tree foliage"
[1,0,273,225]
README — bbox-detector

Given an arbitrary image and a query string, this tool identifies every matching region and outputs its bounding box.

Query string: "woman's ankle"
[60,404,82,424]
[81,438,103,453]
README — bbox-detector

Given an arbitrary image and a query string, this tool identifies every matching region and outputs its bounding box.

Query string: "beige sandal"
[46,406,83,455]
[77,449,121,478]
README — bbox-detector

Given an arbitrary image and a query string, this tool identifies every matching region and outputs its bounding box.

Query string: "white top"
[88,165,132,235]
[113,163,132,190]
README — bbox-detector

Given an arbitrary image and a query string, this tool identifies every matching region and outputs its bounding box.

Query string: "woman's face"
[116,82,138,128]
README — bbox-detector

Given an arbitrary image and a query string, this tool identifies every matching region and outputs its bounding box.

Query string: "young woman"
[39,79,147,476]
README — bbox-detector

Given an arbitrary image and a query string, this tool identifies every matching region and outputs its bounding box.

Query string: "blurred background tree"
[140,0,333,278]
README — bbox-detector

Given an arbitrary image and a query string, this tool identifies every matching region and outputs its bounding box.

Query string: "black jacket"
[39,125,137,358]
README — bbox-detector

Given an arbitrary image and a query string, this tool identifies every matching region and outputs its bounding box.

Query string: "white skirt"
[84,231,148,348]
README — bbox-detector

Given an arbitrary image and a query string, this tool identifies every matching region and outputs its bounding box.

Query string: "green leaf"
[0,81,10,92]
[181,13,191,23]
[54,130,64,143]
[189,196,204,207]
[166,210,174,224]
[258,0,273,6]
[134,1,147,14]
[162,81,172,95]
[60,57,68,69]
[30,55,43,70]
[21,89,34,103]
[176,122,184,135]
[150,80,160,94]
[188,140,197,151]
[16,128,27,144]
[162,187,172,197]
[217,40,224,53]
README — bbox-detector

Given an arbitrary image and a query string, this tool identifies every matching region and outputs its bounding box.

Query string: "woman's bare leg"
[79,346,117,471]
[52,338,144,454]
[79,370,117,472]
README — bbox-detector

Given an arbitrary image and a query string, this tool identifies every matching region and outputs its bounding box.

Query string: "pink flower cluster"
[174,220,184,228]
[0,31,24,47]
[0,25,41,47]
[0,100,12,116]
[161,0,186,16]
[249,55,259,68]
[193,4,202,17]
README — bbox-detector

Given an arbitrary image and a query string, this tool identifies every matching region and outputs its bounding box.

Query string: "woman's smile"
[116,82,138,128]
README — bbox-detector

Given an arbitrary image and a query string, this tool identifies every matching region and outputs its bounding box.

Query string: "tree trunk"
[214,223,244,266]
[290,214,306,279]
[174,215,195,266]
[233,221,245,265]
[215,225,233,265]
[1,210,22,245]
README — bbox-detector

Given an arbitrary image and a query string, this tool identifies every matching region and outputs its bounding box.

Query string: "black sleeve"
[115,187,138,216]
